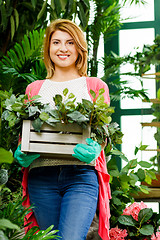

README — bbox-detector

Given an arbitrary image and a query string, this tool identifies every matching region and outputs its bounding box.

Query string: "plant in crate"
[1,87,123,156]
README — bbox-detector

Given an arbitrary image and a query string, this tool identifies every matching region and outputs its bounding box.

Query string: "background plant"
[108,144,156,227]
[110,201,160,240]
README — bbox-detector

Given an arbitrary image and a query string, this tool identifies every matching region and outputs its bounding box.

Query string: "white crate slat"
[21,120,91,157]
[30,132,82,144]
[21,120,31,152]
[30,122,83,132]
[29,143,75,154]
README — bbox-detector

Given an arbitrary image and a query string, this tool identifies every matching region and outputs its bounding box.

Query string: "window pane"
[119,28,156,109]
[119,0,154,23]
[121,115,157,163]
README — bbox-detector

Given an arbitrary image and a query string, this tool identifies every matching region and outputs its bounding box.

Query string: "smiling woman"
[14,19,111,240]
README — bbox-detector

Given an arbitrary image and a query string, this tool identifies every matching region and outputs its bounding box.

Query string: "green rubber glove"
[14,144,40,167]
[72,138,101,164]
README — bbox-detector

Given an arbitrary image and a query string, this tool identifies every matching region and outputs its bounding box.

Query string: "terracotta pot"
[142,172,160,187]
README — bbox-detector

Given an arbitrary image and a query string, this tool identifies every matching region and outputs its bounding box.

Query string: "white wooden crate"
[21,120,90,157]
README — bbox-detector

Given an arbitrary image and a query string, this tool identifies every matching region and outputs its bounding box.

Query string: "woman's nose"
[59,43,68,52]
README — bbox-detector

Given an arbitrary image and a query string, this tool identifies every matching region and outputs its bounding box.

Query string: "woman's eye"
[53,41,59,45]
[68,41,74,45]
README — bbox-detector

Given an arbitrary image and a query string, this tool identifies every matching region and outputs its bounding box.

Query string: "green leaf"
[139,224,154,235]
[32,118,43,132]
[31,0,37,9]
[53,94,63,105]
[63,88,69,96]
[14,8,19,30]
[90,90,96,99]
[109,169,119,177]
[54,0,62,16]
[77,2,88,29]
[129,159,138,169]
[99,88,105,95]
[37,0,47,20]
[39,112,49,121]
[10,15,15,41]
[0,169,8,185]
[28,106,39,117]
[99,114,111,124]
[82,99,93,109]
[137,168,145,181]
[111,149,128,162]
[139,185,150,194]
[118,215,136,226]
[138,161,152,168]
[47,109,59,119]
[144,174,152,185]
[113,197,122,206]
[0,148,13,164]
[0,230,8,240]
[81,0,90,8]
[138,208,153,224]
[68,93,75,99]
[11,102,23,112]
[96,94,105,106]
[67,111,88,122]
[139,144,148,151]
[134,146,139,155]
[0,219,20,230]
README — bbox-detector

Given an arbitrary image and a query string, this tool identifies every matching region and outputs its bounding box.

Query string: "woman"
[14,19,111,240]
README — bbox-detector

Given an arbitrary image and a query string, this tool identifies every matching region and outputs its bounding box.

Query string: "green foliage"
[0,29,46,95]
[2,88,123,148]
[37,0,90,30]
[108,145,156,227]
[117,207,160,239]
[87,0,122,76]
[101,51,150,101]
[0,0,46,57]
[0,198,60,239]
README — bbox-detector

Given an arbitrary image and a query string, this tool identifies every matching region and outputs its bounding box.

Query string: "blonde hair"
[43,19,88,78]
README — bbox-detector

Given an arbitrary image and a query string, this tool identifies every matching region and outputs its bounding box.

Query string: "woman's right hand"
[14,145,40,167]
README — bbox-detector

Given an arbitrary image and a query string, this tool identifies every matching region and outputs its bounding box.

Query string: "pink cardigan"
[22,77,111,240]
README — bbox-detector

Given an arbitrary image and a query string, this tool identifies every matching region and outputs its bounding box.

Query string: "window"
[105,0,159,163]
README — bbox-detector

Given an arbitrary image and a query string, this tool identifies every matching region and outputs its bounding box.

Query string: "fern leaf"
[24,35,31,58]
[29,31,34,54]
[14,43,25,65]
[6,51,17,68]
[21,39,28,60]
[1,56,14,68]
[9,49,22,68]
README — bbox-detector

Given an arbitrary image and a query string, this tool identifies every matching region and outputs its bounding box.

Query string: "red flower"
[109,227,128,240]
[122,201,148,221]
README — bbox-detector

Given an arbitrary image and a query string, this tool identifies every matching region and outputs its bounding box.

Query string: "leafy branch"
[2,88,123,152]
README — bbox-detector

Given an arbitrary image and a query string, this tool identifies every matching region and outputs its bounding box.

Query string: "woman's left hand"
[72,138,101,164]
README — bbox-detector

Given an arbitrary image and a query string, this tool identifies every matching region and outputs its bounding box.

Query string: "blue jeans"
[28,165,99,240]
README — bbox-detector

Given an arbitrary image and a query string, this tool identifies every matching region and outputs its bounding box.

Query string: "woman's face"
[49,30,79,71]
